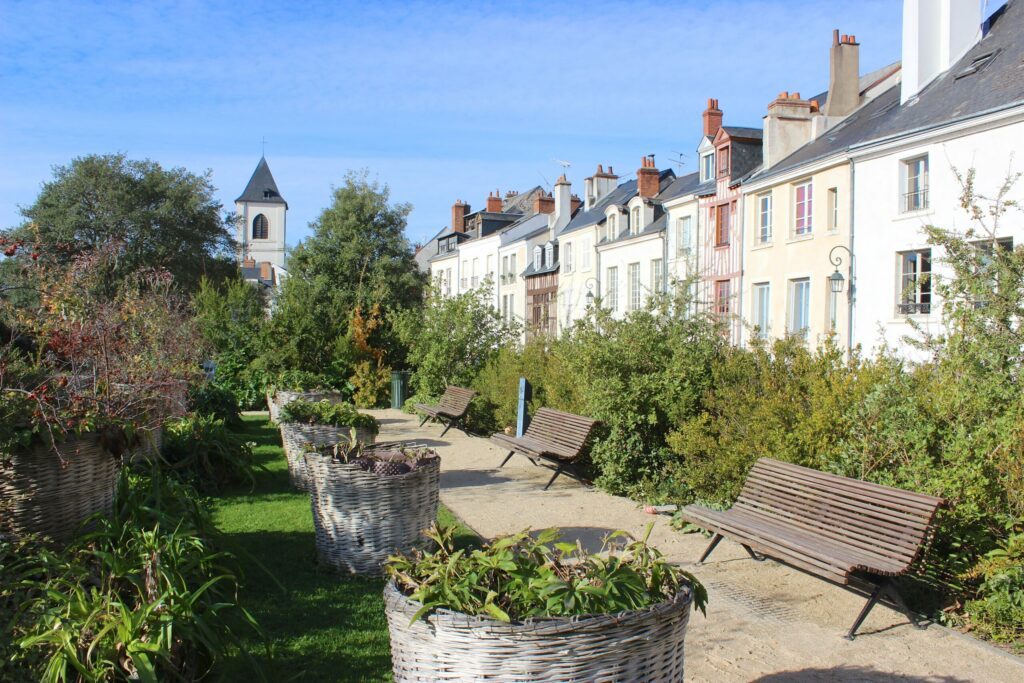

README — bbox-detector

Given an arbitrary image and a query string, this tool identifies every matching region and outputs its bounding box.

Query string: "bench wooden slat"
[416,386,476,437]
[490,407,599,490]
[755,459,943,510]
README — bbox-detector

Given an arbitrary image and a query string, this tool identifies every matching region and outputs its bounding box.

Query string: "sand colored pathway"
[369,409,1024,682]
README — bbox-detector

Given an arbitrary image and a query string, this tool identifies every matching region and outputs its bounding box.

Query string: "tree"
[13,154,236,291]
[265,171,425,381]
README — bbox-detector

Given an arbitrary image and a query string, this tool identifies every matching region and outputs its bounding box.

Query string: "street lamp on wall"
[584,277,599,308]
[828,244,854,351]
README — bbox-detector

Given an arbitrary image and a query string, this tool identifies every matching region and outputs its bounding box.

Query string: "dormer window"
[700,153,715,182]
[534,246,543,270]
[607,213,618,241]
[630,206,640,235]
[545,242,554,267]
[717,147,730,177]
[263,190,271,199]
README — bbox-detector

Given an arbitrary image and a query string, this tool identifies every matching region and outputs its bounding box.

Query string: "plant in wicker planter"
[277,399,379,490]
[304,441,440,575]
[383,523,707,682]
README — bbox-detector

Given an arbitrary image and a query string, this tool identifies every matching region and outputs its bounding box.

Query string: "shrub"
[277,398,379,435]
[187,381,242,426]
[386,523,706,622]
[351,358,392,408]
[1,469,258,681]
[162,414,256,489]
[960,517,1024,647]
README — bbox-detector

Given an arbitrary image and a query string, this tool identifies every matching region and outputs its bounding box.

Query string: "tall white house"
[236,157,288,271]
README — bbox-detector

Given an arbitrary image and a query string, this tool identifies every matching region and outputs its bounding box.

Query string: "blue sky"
[2,0,909,247]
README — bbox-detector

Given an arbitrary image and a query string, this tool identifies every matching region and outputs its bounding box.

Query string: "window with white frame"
[794,181,813,236]
[502,254,509,276]
[510,252,517,277]
[563,242,573,273]
[753,282,770,338]
[757,192,772,244]
[501,294,509,321]
[461,260,468,288]
[715,279,730,317]
[630,207,640,236]
[677,216,693,254]
[544,242,554,267]
[581,238,592,270]
[627,262,641,311]
[897,249,931,315]
[701,153,715,182]
[486,254,493,279]
[788,278,811,337]
[472,257,480,287]
[652,258,664,294]
[606,266,618,312]
[607,214,617,241]
[445,268,452,296]
[533,246,542,270]
[827,188,839,232]
[902,155,929,212]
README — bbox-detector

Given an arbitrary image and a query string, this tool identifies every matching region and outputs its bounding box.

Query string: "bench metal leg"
[543,463,565,490]
[742,544,766,561]
[499,451,515,468]
[439,419,452,437]
[845,579,923,640]
[697,534,723,565]
[418,415,429,427]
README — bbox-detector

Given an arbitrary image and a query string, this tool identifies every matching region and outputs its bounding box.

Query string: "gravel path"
[370,409,1024,682]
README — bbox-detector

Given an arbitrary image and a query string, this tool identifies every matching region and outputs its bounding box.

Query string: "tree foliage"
[14,154,237,291]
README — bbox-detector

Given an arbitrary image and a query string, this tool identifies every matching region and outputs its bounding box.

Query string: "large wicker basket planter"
[305,455,440,575]
[272,390,345,423]
[383,580,693,682]
[279,422,377,491]
[126,427,163,464]
[0,435,118,544]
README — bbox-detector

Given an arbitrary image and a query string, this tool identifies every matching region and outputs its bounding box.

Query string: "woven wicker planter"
[272,390,345,423]
[0,435,119,543]
[384,581,693,682]
[125,427,163,464]
[305,454,440,575]
[279,422,377,491]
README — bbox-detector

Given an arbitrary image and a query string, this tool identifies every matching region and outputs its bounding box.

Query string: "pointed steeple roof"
[236,157,287,208]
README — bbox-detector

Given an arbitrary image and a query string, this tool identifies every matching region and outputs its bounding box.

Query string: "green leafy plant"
[960,517,1024,647]
[277,399,379,435]
[187,381,242,426]
[162,413,256,489]
[386,522,706,623]
[1,468,260,681]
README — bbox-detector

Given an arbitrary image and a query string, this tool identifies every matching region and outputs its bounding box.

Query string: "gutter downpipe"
[847,158,856,355]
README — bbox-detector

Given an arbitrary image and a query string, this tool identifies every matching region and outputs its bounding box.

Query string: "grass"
[212,414,477,681]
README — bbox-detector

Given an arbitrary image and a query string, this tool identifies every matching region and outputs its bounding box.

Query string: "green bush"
[187,381,242,426]
[162,414,256,489]
[960,518,1024,647]
[277,399,379,435]
[1,469,258,681]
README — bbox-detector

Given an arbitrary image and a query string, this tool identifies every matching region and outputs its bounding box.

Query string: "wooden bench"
[414,386,476,437]
[680,458,945,639]
[489,408,599,490]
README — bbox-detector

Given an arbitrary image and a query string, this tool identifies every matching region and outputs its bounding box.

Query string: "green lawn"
[213,414,476,681]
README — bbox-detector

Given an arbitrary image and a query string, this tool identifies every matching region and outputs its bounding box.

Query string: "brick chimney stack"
[763,91,817,170]
[703,98,723,137]
[823,29,861,118]
[637,155,660,198]
[451,199,470,233]
[486,190,503,213]
[570,194,582,215]
[534,191,555,214]
[242,257,256,269]
[259,261,273,283]
[584,164,619,210]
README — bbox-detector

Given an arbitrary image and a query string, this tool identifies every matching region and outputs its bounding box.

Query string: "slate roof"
[500,213,549,246]
[753,0,1024,183]
[558,169,675,236]
[722,126,763,140]
[236,157,287,208]
[658,171,702,203]
[521,261,559,277]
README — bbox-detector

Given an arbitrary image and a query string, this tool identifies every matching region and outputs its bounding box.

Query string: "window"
[827,188,839,232]
[510,253,517,277]
[788,278,811,337]
[252,213,269,240]
[471,258,480,287]
[606,267,618,312]
[486,254,493,278]
[717,147,730,177]
[509,294,514,321]
[533,246,542,270]
[502,294,509,321]
[794,181,813,235]
[652,259,664,294]
[903,155,929,212]
[715,204,730,246]
[753,283,770,338]
[897,249,932,315]
[757,193,772,244]
[701,153,715,182]
[564,242,573,273]
[581,238,592,270]
[630,207,640,236]
[677,216,693,254]
[545,243,554,267]
[715,280,731,317]
[607,214,617,241]
[628,263,641,311]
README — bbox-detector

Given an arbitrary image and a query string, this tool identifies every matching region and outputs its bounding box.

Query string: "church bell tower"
[235,157,287,270]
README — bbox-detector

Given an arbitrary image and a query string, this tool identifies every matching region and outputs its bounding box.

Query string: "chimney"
[703,98,723,137]
[901,0,981,104]
[486,190,503,213]
[242,257,256,269]
[551,175,572,230]
[570,194,582,215]
[451,199,470,233]
[534,191,555,215]
[585,164,619,210]
[823,30,861,118]
[259,261,273,283]
[637,155,660,198]
[762,92,818,170]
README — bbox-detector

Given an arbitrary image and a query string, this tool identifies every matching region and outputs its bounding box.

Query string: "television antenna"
[670,151,688,171]
[553,158,571,172]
